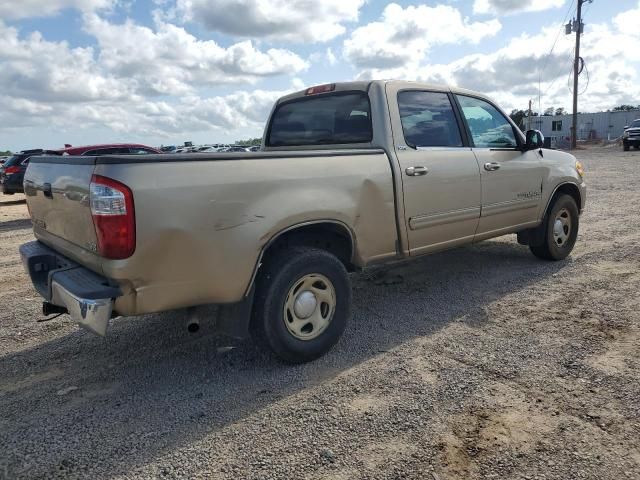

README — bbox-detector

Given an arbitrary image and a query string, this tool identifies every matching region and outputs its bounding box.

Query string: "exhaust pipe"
[187,320,200,333]
[186,307,200,333]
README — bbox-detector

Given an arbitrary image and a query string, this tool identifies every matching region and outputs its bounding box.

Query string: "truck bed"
[24,149,399,316]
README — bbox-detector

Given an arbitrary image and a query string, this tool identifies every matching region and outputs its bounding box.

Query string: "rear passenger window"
[398,91,463,148]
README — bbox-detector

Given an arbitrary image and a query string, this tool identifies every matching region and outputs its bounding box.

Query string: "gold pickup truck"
[20,80,586,363]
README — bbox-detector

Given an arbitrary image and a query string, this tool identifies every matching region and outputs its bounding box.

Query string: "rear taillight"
[4,166,20,174]
[90,174,135,259]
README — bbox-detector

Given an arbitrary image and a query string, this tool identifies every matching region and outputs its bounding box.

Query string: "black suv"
[623,119,640,151]
[0,149,45,194]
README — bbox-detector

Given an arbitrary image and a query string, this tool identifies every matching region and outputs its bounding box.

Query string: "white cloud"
[0,22,131,103]
[613,1,640,34]
[0,0,113,19]
[356,11,640,115]
[0,17,305,143]
[84,14,308,96]
[343,3,501,69]
[326,48,337,66]
[175,0,365,43]
[473,0,565,15]
[58,88,286,136]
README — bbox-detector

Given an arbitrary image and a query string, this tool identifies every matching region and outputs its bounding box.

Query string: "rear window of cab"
[267,91,372,147]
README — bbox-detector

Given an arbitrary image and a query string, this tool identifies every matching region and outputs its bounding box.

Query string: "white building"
[532,109,640,145]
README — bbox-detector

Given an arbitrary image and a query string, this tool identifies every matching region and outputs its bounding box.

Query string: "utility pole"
[568,0,592,149]
[528,99,532,131]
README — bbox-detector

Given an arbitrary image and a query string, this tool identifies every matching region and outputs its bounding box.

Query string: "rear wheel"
[530,194,579,261]
[251,246,351,363]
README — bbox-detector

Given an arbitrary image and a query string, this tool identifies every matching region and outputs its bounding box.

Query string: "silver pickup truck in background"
[20,80,586,363]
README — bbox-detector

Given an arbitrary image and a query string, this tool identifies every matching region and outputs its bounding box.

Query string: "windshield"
[267,91,372,147]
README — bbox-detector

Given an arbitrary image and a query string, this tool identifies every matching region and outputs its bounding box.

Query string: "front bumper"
[623,138,640,146]
[19,241,121,335]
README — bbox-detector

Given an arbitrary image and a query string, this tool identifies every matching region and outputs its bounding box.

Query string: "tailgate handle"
[43,183,53,199]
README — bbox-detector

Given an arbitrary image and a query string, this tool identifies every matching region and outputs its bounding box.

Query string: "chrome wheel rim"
[553,208,571,247]
[283,273,336,341]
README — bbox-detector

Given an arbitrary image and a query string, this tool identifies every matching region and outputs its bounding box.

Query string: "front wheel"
[251,247,351,363]
[530,194,579,261]
[623,143,630,151]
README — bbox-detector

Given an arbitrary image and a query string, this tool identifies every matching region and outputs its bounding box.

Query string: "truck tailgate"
[24,157,98,255]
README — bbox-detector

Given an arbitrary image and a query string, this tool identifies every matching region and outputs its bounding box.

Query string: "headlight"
[575,160,585,178]
[624,130,630,138]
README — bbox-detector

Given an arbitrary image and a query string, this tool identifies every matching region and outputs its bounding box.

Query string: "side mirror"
[525,129,544,150]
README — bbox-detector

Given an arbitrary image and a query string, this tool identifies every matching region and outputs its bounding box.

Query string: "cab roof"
[276,80,493,105]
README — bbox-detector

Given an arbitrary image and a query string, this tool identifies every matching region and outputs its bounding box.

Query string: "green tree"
[543,107,554,116]
[555,107,566,116]
[612,105,639,112]
[235,137,262,146]
[509,109,526,128]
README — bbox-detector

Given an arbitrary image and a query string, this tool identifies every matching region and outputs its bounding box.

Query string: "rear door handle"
[405,166,428,176]
[484,162,501,171]
[43,183,53,199]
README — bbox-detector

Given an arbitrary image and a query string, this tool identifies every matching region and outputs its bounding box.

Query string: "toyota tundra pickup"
[20,80,586,363]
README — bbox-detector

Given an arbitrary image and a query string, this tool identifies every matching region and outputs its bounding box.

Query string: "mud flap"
[216,285,256,339]
[517,223,546,247]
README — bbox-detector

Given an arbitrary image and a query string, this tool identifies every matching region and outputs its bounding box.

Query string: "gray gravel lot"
[0,146,639,480]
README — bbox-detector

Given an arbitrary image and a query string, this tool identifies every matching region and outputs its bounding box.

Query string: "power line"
[538,0,576,114]
[540,0,576,76]
[543,49,576,98]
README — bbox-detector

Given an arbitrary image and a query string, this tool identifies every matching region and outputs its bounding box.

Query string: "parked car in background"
[220,146,250,152]
[2,144,161,195]
[160,145,177,153]
[54,143,161,156]
[623,119,640,151]
[247,145,260,152]
[1,149,48,194]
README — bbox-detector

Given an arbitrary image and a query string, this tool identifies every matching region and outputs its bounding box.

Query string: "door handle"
[484,162,501,171]
[405,166,428,176]
[43,183,53,199]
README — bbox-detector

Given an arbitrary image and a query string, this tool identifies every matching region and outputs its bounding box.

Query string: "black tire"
[530,194,579,261]
[251,246,351,363]
[635,145,640,150]
[623,143,630,151]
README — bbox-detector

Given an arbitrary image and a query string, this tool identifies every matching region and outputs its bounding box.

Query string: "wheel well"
[261,223,356,272]
[554,183,582,211]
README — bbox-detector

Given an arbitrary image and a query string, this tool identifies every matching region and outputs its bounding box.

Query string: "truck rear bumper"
[19,241,121,336]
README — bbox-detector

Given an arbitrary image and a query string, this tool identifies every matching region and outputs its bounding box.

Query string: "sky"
[1,0,639,151]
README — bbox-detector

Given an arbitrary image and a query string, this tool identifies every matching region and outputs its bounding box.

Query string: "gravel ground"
[0,146,639,480]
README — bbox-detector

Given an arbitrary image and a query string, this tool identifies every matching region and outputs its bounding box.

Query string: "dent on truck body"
[101,151,397,316]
